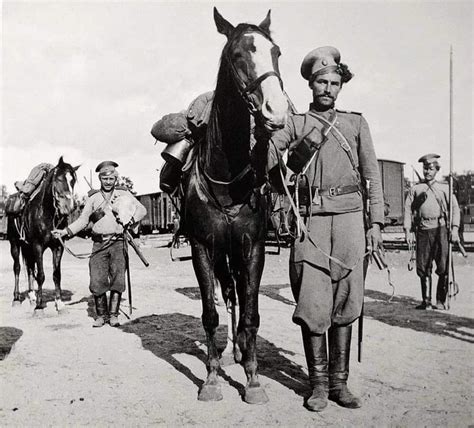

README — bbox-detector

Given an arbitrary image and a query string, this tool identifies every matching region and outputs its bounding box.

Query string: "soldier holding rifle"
[53,161,146,327]
[404,153,460,310]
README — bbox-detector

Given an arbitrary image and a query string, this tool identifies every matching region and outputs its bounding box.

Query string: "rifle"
[447,47,454,309]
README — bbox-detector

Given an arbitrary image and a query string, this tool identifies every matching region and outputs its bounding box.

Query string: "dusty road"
[0,236,472,427]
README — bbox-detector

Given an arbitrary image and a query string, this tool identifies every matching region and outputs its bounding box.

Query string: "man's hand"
[451,226,460,244]
[405,230,415,245]
[52,229,67,239]
[366,223,383,252]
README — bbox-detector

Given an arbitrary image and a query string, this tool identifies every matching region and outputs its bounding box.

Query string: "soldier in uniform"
[53,161,146,327]
[268,46,384,411]
[404,154,460,310]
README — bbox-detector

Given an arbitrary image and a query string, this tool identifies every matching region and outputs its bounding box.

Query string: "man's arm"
[267,119,296,192]
[52,195,94,238]
[403,188,416,244]
[357,115,384,227]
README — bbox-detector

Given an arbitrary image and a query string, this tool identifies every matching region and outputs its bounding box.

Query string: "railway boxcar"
[378,159,405,225]
[136,192,177,234]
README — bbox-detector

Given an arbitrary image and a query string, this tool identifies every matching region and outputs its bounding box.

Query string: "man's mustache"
[318,93,334,100]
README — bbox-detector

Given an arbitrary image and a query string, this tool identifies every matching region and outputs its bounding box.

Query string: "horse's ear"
[214,7,234,38]
[74,165,81,172]
[58,156,65,165]
[259,10,271,34]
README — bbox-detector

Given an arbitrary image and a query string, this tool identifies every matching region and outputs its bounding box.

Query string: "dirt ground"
[0,235,472,427]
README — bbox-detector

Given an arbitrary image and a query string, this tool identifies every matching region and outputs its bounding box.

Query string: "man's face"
[423,164,438,182]
[99,174,117,192]
[310,72,342,109]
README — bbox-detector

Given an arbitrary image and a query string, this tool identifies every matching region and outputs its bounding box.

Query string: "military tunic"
[67,187,146,295]
[269,105,384,334]
[404,181,460,278]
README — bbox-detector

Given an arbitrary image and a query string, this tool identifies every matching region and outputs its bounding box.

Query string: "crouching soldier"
[53,161,146,327]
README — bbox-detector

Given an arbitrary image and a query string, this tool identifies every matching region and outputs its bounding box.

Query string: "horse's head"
[51,156,80,216]
[215,8,289,133]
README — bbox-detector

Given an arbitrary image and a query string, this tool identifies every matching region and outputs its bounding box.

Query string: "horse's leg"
[215,258,241,366]
[32,243,46,312]
[234,235,268,404]
[10,237,21,305]
[191,239,223,402]
[21,244,37,306]
[52,244,65,312]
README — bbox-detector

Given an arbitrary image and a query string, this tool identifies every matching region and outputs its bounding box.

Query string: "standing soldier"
[268,46,384,412]
[53,161,146,327]
[404,154,460,310]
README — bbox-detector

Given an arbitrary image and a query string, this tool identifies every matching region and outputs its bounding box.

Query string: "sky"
[1,0,472,197]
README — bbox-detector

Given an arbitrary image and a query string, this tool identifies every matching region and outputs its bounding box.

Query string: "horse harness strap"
[242,71,283,95]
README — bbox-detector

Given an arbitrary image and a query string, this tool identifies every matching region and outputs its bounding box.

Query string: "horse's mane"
[204,23,273,169]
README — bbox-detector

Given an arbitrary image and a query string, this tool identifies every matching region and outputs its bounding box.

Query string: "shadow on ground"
[0,327,23,361]
[177,284,474,344]
[15,289,74,304]
[120,313,308,399]
[364,289,474,344]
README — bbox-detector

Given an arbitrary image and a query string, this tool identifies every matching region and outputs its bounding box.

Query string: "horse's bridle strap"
[243,70,282,94]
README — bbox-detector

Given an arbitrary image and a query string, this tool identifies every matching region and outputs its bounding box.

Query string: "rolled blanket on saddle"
[151,91,214,194]
[151,91,214,144]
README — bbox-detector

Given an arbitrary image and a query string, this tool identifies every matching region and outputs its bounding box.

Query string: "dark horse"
[8,157,79,312]
[184,9,289,404]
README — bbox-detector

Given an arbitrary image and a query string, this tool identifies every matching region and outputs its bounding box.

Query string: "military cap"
[301,46,353,83]
[418,153,440,165]
[95,160,119,176]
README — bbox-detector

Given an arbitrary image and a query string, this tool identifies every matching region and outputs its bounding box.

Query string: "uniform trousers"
[290,211,365,334]
[89,239,126,296]
[416,226,448,278]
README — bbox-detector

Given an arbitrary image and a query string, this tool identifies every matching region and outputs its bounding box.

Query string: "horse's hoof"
[198,384,223,402]
[219,352,236,367]
[33,308,45,317]
[28,292,37,306]
[12,300,21,307]
[55,299,65,312]
[243,386,269,405]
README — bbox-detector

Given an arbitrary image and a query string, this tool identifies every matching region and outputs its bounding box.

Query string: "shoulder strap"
[311,113,360,181]
[426,182,448,221]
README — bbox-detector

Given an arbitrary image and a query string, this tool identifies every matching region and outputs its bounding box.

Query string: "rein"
[58,233,121,259]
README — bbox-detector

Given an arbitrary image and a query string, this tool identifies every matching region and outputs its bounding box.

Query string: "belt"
[92,233,122,243]
[421,216,442,221]
[317,184,361,197]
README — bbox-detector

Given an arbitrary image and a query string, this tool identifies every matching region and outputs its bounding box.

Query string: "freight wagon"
[136,192,178,234]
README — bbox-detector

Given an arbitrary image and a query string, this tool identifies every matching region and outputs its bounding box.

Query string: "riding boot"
[416,276,432,309]
[434,274,448,310]
[328,325,362,409]
[301,328,329,412]
[93,294,108,328]
[109,291,122,327]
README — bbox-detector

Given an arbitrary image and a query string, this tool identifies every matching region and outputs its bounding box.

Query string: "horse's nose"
[261,96,288,127]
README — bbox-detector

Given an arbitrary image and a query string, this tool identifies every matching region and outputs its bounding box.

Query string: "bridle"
[51,166,76,227]
[224,27,283,115]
